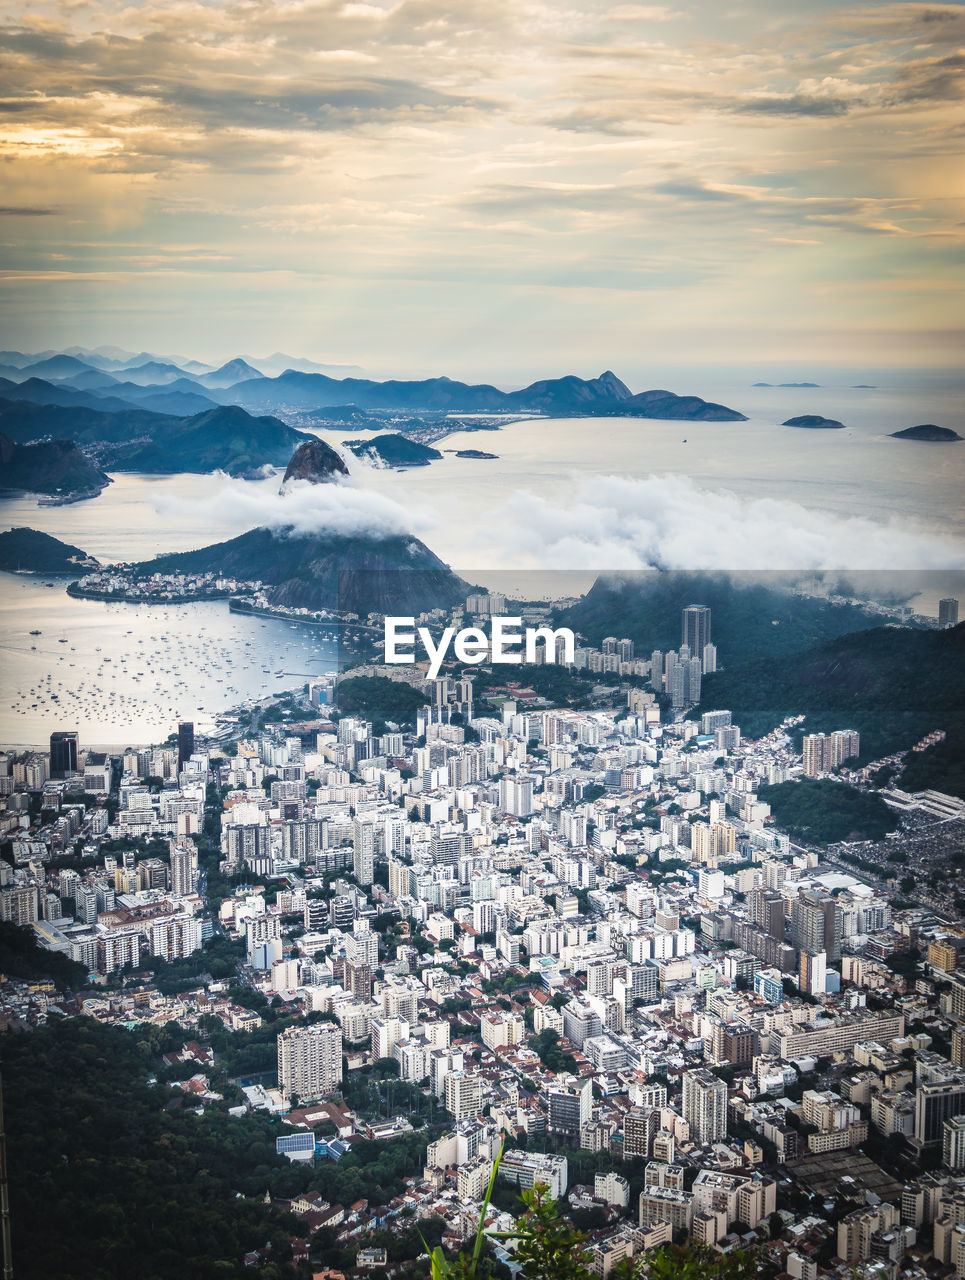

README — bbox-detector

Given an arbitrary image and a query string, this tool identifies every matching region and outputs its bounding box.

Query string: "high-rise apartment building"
[940,598,960,630]
[791,890,842,963]
[682,1068,728,1144]
[277,1022,343,1102]
[352,819,375,886]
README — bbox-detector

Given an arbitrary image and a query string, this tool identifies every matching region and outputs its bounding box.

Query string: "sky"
[0,0,963,380]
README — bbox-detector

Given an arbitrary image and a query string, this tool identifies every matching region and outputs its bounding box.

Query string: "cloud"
[149,471,427,542]
[480,474,965,572]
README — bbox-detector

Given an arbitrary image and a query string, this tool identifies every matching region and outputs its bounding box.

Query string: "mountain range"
[0,348,747,421]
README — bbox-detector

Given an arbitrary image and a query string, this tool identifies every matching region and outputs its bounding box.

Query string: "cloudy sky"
[0,0,962,379]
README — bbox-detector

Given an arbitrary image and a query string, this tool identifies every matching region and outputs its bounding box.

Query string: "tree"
[493,1185,593,1280]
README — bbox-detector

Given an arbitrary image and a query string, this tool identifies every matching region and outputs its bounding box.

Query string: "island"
[343,434,443,467]
[0,526,100,574]
[754,381,820,388]
[454,449,499,459]
[890,424,962,443]
[783,415,845,430]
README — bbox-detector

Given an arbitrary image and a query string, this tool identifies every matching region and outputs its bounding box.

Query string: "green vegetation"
[337,675,429,728]
[529,1028,577,1073]
[0,434,108,498]
[699,622,965,793]
[759,779,898,844]
[0,525,95,573]
[0,920,87,987]
[344,434,442,466]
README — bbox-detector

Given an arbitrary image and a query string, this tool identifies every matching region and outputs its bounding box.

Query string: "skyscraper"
[940,598,960,630]
[49,730,79,779]
[177,721,195,770]
[682,605,712,665]
[353,819,375,885]
[791,890,842,963]
[277,1022,343,1102]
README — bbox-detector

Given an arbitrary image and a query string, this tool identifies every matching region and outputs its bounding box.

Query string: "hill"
[696,623,965,794]
[890,424,962,443]
[783,415,845,429]
[557,573,897,660]
[222,368,746,419]
[0,433,110,501]
[0,526,98,574]
[0,399,307,477]
[344,434,442,466]
[132,525,470,615]
[758,779,898,844]
[95,405,308,477]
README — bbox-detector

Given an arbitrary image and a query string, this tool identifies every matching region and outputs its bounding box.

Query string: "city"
[2,595,964,1279]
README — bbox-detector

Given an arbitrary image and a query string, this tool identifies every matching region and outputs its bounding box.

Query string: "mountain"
[117,361,198,386]
[17,354,96,381]
[556,572,910,660]
[0,434,110,501]
[697,623,965,796]
[890,424,962,443]
[0,527,98,574]
[196,358,264,389]
[131,526,469,615]
[281,438,349,485]
[221,368,746,419]
[243,353,365,377]
[104,379,219,415]
[783,415,845,429]
[94,405,308,478]
[0,376,142,413]
[344,435,442,467]
[0,399,307,477]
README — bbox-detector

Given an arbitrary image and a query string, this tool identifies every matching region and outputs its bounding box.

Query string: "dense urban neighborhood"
[3,596,965,1280]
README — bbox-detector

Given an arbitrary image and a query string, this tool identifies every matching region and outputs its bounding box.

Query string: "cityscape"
[2,588,965,1279]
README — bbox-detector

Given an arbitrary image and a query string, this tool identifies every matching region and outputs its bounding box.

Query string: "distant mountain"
[281,438,349,485]
[890,424,962,443]
[104,379,219,416]
[0,399,307,477]
[131,526,469,615]
[0,433,110,501]
[118,361,199,387]
[0,526,98,574]
[221,367,745,419]
[244,353,366,377]
[783,415,845,429]
[0,376,142,414]
[196,358,264,389]
[17,354,95,381]
[344,435,442,467]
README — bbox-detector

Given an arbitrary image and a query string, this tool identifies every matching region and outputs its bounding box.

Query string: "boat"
[29,630,41,635]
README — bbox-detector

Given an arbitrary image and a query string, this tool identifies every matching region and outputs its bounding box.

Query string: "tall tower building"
[791,890,842,963]
[682,606,712,666]
[177,721,195,770]
[49,730,79,779]
[682,1068,728,1144]
[277,1022,343,1102]
[169,840,197,897]
[353,819,375,886]
[939,598,960,630]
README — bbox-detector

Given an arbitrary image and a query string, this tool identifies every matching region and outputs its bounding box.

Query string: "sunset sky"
[0,0,962,379]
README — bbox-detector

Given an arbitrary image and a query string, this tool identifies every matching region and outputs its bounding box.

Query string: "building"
[177,721,195,770]
[444,1072,483,1121]
[49,730,79,779]
[547,1075,592,1139]
[499,1150,568,1200]
[944,1116,965,1169]
[457,1154,493,1202]
[791,890,842,963]
[277,1023,343,1103]
[352,820,375,886]
[915,1077,965,1147]
[681,605,711,668]
[940,598,960,629]
[682,1068,727,1144]
[170,841,197,897]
